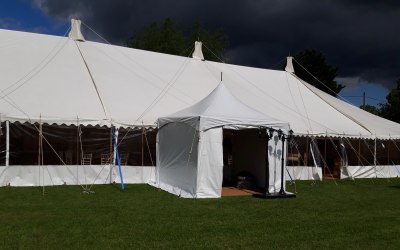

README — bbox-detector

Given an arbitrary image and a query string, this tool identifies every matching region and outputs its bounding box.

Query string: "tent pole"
[388,140,390,165]
[374,136,377,177]
[264,128,270,195]
[324,135,327,177]
[5,121,9,167]
[110,126,113,184]
[38,120,42,187]
[305,136,309,166]
[358,137,361,166]
[112,126,117,183]
[142,127,144,166]
[279,131,286,195]
[76,118,79,185]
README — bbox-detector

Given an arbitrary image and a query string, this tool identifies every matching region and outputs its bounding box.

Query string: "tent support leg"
[279,136,286,195]
[112,127,124,192]
[374,137,377,178]
[264,129,270,196]
[5,121,9,167]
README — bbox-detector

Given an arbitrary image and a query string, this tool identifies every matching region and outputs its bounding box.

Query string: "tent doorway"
[222,129,266,194]
[317,138,341,179]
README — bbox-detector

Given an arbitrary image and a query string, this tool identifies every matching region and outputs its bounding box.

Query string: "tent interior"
[286,136,400,180]
[3,122,156,167]
[222,129,268,193]
[0,122,5,166]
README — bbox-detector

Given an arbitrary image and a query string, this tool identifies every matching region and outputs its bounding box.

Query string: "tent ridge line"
[74,41,109,120]
[289,73,373,136]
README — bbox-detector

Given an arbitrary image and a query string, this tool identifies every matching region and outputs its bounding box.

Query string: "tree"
[187,22,228,62]
[293,49,345,96]
[126,18,186,56]
[380,79,400,123]
[360,104,381,116]
[126,18,228,62]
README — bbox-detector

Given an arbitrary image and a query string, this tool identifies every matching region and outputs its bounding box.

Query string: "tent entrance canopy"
[158,83,290,132]
[156,83,290,198]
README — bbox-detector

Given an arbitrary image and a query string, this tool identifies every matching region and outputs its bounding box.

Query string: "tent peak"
[68,19,85,42]
[192,41,204,60]
[285,56,294,73]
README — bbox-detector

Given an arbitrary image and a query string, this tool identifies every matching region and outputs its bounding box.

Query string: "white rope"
[81,21,195,106]
[144,128,155,166]
[186,129,198,170]
[292,57,351,103]
[203,61,342,136]
[0,27,71,99]
[360,137,390,179]
[74,41,109,119]
[289,72,314,133]
[311,137,338,185]
[116,47,195,148]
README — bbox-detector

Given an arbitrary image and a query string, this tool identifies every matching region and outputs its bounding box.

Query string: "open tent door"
[221,128,290,197]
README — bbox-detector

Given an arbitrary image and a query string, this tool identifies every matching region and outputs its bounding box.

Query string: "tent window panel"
[375,140,388,165]
[117,128,157,166]
[343,139,358,166]
[118,128,142,166]
[0,122,5,166]
[359,140,374,166]
[9,123,39,165]
[389,140,400,165]
[287,137,309,166]
[143,130,156,166]
[80,126,111,165]
[41,124,78,165]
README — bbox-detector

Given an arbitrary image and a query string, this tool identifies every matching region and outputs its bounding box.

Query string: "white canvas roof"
[158,83,289,131]
[0,26,399,138]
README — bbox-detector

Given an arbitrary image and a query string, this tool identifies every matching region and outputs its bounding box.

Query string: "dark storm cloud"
[32,0,400,89]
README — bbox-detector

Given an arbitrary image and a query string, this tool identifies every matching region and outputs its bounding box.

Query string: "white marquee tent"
[0,19,399,188]
[155,83,289,198]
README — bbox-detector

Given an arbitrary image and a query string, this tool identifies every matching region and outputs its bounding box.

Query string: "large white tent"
[156,83,289,198]
[0,21,399,137]
[0,19,399,187]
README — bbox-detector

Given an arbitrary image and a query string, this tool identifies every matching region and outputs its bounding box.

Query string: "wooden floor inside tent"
[221,187,263,197]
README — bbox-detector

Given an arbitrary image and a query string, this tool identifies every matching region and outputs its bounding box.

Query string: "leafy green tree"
[187,22,228,62]
[380,79,400,123]
[360,104,381,116]
[126,18,186,56]
[126,18,228,62]
[293,49,345,96]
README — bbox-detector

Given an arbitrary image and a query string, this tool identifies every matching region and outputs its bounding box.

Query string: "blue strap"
[112,127,124,192]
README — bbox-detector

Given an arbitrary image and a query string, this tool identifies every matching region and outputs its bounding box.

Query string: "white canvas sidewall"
[156,122,199,197]
[196,128,223,198]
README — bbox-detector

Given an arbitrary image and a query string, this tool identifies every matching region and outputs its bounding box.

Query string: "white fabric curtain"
[196,128,223,198]
[157,122,199,198]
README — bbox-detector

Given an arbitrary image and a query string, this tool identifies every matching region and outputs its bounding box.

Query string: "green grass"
[0,179,400,249]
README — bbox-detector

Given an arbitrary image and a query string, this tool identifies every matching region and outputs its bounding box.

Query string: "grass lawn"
[0,179,399,249]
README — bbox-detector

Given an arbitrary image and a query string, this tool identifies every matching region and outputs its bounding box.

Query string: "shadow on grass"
[388,185,400,189]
